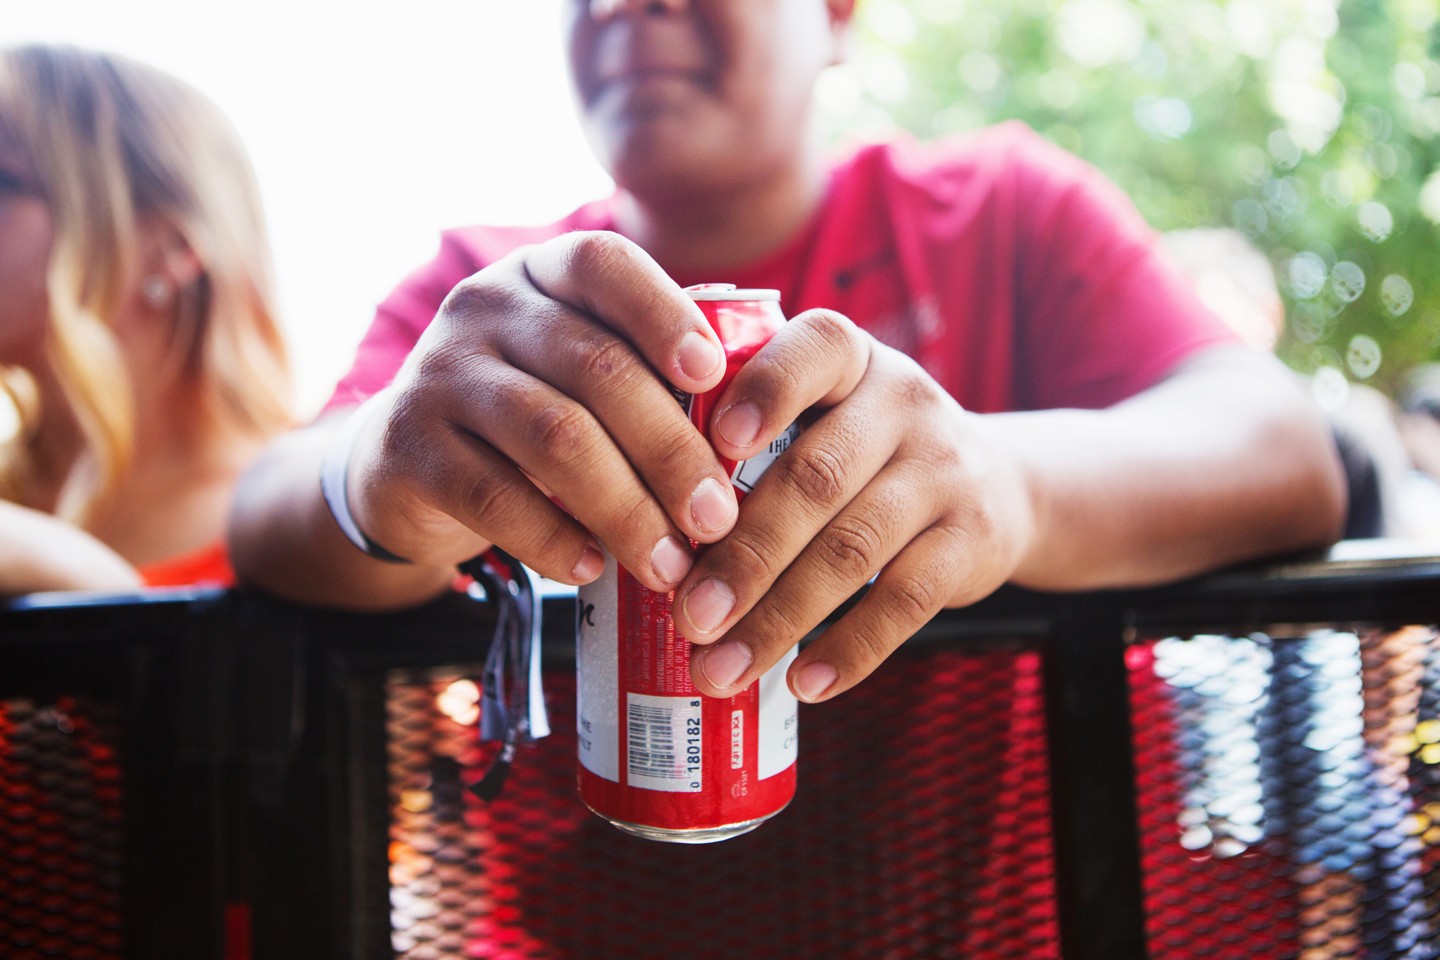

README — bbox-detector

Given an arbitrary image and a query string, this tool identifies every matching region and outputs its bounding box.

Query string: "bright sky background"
[1,1,615,414]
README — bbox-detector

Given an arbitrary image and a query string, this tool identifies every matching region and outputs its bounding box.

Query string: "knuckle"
[441,271,516,325]
[649,416,708,473]
[575,334,645,391]
[814,517,885,584]
[954,493,998,545]
[847,620,897,666]
[796,309,865,364]
[405,307,508,394]
[760,358,807,408]
[529,513,585,559]
[750,598,808,647]
[609,489,658,536]
[874,350,945,410]
[798,307,858,345]
[932,437,964,474]
[564,230,630,278]
[885,572,941,626]
[896,370,946,413]
[527,400,600,467]
[930,524,997,605]
[777,445,849,506]
[455,462,515,525]
[719,529,786,588]
[407,334,464,383]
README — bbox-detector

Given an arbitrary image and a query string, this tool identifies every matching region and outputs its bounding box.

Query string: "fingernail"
[573,546,604,582]
[677,331,722,381]
[715,402,761,448]
[795,662,838,702]
[690,477,736,534]
[682,578,735,634]
[650,536,692,585]
[697,640,752,691]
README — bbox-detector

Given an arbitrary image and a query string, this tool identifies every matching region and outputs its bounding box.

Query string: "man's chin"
[585,108,733,193]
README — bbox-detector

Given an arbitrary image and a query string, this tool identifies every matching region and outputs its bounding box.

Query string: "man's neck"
[613,144,829,278]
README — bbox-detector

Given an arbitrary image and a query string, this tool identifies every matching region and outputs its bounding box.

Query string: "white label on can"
[758,647,798,779]
[576,554,619,782]
[731,421,800,494]
[626,693,703,792]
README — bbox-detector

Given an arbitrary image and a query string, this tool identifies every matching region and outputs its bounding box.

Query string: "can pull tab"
[460,548,550,801]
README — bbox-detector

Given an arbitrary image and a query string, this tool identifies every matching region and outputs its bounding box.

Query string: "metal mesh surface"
[1131,625,1440,959]
[385,645,1059,960]
[0,696,125,960]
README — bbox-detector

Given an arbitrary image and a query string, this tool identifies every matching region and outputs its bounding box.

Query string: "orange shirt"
[138,541,234,588]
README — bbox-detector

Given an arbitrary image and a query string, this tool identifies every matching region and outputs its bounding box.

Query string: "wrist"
[966,410,1046,588]
[319,393,412,564]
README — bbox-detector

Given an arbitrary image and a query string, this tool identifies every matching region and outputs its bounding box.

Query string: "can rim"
[683,282,781,302]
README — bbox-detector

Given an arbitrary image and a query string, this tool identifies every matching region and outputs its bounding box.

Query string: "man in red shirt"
[230,0,1346,705]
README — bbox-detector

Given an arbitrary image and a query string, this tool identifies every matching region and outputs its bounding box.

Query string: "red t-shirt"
[334,124,1245,955]
[329,122,1236,414]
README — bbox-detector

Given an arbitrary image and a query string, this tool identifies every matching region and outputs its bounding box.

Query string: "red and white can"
[576,284,800,843]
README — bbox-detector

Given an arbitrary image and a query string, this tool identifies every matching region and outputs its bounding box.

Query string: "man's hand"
[673,320,1347,704]
[353,232,742,591]
[671,309,1032,703]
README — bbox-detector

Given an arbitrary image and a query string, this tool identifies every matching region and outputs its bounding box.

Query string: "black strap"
[459,548,549,801]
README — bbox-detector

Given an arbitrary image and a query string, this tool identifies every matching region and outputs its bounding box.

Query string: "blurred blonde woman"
[0,44,291,594]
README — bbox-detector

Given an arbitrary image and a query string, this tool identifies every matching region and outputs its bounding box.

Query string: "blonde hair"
[0,44,291,519]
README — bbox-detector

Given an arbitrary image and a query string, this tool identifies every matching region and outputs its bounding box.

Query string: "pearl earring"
[140,274,172,308]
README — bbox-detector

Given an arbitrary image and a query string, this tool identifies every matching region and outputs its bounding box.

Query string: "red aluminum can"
[575,284,800,843]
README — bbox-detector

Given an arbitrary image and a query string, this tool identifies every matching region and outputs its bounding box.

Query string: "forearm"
[987,350,1348,592]
[0,501,142,596]
[227,421,458,610]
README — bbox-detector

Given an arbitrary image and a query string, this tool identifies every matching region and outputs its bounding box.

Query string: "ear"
[139,219,202,289]
[162,239,202,289]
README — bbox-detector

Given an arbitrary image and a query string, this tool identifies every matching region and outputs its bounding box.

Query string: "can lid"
[683,282,781,302]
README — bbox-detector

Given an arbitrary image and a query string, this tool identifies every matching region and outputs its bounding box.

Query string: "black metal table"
[3,541,1438,959]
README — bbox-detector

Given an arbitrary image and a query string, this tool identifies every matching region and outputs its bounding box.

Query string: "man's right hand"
[245,231,739,605]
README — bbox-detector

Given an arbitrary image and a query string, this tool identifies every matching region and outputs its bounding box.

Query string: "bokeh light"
[844,0,1440,394]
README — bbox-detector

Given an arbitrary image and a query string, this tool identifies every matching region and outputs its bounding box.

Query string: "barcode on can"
[626,694,703,792]
[731,709,744,769]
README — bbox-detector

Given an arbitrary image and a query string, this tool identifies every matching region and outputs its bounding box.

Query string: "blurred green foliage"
[829,0,1440,395]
